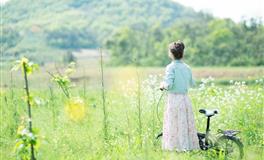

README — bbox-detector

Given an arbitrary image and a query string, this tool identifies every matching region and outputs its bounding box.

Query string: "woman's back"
[164,59,195,94]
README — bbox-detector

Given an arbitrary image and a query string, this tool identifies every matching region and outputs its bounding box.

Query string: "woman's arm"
[160,64,175,90]
[189,69,196,87]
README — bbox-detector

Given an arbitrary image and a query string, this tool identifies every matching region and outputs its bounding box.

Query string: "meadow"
[0,60,263,160]
[2,0,263,159]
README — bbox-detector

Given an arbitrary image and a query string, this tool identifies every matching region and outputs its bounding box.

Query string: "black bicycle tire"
[197,132,214,150]
[215,136,244,160]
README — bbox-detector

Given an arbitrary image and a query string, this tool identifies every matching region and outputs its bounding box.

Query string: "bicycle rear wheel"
[215,136,244,160]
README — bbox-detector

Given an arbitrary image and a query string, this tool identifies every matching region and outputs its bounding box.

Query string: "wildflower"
[64,97,86,122]
[20,128,29,136]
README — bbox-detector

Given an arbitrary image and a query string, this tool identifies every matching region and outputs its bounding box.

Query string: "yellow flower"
[20,57,29,64]
[64,97,86,122]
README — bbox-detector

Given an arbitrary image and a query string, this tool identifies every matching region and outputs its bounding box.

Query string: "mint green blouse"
[163,60,195,94]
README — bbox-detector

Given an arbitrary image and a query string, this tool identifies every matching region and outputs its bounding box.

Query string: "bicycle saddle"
[199,109,219,117]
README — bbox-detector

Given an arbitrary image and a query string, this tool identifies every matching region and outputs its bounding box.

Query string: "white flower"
[28,132,34,138]
[21,129,28,135]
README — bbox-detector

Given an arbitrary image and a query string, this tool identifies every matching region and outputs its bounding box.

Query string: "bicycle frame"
[205,116,211,146]
[198,114,216,150]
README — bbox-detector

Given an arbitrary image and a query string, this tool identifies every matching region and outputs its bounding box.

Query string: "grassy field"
[1,60,263,88]
[0,61,263,159]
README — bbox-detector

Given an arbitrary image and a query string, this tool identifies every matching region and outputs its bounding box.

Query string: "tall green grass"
[0,73,263,159]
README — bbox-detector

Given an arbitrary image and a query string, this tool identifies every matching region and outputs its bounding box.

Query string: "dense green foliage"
[106,18,264,66]
[2,0,264,66]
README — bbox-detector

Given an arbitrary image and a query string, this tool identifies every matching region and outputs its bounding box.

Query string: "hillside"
[2,0,263,66]
[2,0,204,62]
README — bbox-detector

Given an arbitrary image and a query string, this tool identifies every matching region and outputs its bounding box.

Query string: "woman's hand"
[159,82,165,91]
[160,82,169,91]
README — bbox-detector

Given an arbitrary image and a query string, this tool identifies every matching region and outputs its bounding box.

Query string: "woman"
[159,40,200,152]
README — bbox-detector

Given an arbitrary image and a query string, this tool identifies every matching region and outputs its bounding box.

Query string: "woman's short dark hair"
[169,40,185,59]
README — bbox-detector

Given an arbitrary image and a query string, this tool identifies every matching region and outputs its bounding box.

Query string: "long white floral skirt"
[162,93,200,151]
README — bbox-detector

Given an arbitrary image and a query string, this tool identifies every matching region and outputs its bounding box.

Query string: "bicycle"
[156,93,244,159]
[197,109,244,159]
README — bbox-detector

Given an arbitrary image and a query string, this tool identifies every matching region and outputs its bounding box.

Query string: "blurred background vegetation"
[2,0,263,66]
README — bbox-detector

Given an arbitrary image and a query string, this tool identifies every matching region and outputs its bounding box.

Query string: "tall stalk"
[136,66,142,148]
[49,85,56,128]
[125,111,131,148]
[22,62,36,160]
[82,68,87,99]
[151,88,156,144]
[99,48,108,141]
[10,72,15,101]
[9,72,18,135]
